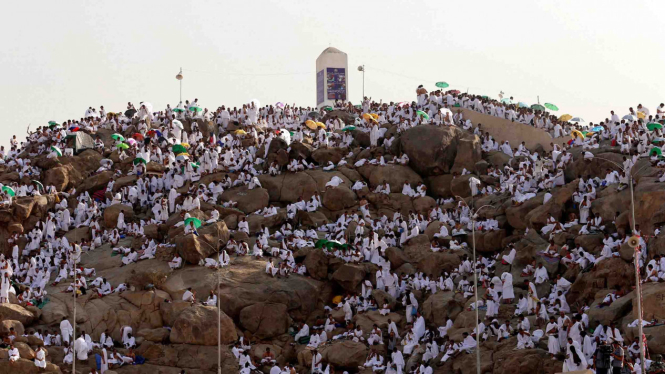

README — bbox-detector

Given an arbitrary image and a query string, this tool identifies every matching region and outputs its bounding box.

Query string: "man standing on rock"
[60,317,73,345]
[311,348,323,373]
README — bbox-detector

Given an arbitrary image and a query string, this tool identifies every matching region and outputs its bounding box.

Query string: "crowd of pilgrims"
[0,87,664,373]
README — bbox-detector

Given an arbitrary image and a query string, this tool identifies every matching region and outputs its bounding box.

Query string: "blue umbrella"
[591,126,604,132]
[518,102,529,108]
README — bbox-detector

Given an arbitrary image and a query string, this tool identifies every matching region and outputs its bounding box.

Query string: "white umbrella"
[622,114,637,121]
[173,120,184,129]
[100,159,113,167]
[569,117,585,123]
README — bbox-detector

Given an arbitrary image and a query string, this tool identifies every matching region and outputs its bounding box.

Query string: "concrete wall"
[457,108,568,152]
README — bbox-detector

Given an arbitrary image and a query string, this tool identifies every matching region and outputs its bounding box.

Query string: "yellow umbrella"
[370,113,378,120]
[305,120,317,130]
[559,114,572,122]
[637,112,646,119]
[362,113,372,120]
[316,122,326,129]
[571,130,585,139]
[181,143,191,148]
[234,129,247,135]
[176,152,189,157]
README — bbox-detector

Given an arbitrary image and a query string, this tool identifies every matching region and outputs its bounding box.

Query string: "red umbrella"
[70,127,80,132]
[147,130,156,136]
[448,90,461,94]
[133,133,145,141]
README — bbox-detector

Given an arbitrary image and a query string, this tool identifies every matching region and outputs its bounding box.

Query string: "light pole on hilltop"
[195,224,224,374]
[357,65,365,101]
[455,194,496,374]
[71,240,81,374]
[176,68,184,104]
[593,155,652,373]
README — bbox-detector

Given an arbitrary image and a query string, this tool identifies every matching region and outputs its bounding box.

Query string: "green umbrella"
[172,144,187,154]
[111,133,125,141]
[48,121,60,128]
[323,106,333,112]
[173,108,185,113]
[116,143,129,150]
[544,103,559,111]
[2,186,15,197]
[435,82,449,88]
[133,157,147,165]
[500,98,512,104]
[184,217,202,229]
[341,126,356,132]
[647,123,663,131]
[50,146,62,157]
[416,110,430,120]
[650,147,662,156]
[190,162,200,168]
[481,95,489,99]
[31,180,44,191]
[531,104,546,111]
[189,106,203,112]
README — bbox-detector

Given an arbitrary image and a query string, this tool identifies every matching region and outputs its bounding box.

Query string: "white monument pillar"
[316,47,348,109]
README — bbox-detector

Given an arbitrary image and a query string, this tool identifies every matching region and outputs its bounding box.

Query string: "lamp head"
[357,66,364,72]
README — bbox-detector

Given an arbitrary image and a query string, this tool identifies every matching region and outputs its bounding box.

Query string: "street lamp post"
[71,241,81,374]
[455,195,496,374]
[196,226,224,374]
[593,156,651,373]
[357,65,365,100]
[176,68,184,104]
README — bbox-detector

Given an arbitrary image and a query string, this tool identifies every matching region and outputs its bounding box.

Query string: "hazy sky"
[2,0,664,147]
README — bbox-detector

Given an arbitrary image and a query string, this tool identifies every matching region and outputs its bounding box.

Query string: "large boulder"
[312,148,344,165]
[321,340,368,370]
[588,289,634,326]
[491,347,561,374]
[322,186,357,211]
[637,282,665,321]
[136,327,170,343]
[568,258,635,307]
[0,358,61,373]
[303,249,329,280]
[217,259,325,323]
[422,291,465,327]
[331,263,366,292]
[169,305,237,346]
[220,186,270,214]
[239,302,289,339]
[0,320,24,336]
[78,170,113,194]
[103,203,134,228]
[176,221,230,264]
[425,174,454,199]
[0,304,35,326]
[359,164,423,193]
[399,125,481,177]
